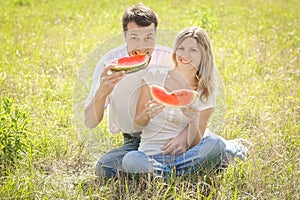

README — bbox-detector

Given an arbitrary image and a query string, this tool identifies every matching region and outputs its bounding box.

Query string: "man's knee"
[95,157,117,178]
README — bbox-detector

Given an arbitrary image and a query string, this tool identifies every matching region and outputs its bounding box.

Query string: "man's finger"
[162,148,171,155]
[102,64,112,76]
[160,139,172,150]
[160,144,168,151]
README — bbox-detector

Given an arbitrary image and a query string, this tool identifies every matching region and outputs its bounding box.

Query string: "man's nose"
[137,40,150,48]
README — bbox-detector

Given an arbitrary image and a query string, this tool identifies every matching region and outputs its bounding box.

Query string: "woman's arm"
[182,107,214,148]
[134,81,152,130]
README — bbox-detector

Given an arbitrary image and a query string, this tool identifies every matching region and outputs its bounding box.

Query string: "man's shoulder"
[151,45,174,67]
[154,44,173,53]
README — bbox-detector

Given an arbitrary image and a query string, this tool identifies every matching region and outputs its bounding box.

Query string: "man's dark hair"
[122,3,158,31]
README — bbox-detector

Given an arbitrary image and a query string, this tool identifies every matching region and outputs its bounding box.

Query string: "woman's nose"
[181,50,190,58]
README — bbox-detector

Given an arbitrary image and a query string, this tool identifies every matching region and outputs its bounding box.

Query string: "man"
[84,3,189,178]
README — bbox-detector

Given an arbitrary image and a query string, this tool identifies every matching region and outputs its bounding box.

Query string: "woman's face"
[175,37,201,72]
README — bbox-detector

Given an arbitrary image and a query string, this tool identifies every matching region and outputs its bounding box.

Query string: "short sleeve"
[197,93,216,111]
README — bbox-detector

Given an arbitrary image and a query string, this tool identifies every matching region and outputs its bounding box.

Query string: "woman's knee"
[122,151,139,170]
[199,136,226,159]
[215,137,226,151]
[122,151,150,173]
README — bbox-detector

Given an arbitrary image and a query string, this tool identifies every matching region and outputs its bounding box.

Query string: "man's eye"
[145,37,153,41]
[131,37,138,41]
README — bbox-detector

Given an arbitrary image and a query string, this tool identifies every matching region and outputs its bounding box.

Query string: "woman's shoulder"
[194,91,217,111]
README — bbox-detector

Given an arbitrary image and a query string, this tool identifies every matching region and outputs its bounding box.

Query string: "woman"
[122,26,247,177]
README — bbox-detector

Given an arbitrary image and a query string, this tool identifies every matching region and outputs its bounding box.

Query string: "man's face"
[125,22,156,56]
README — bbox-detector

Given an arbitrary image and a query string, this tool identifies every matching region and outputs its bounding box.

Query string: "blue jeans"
[95,136,140,178]
[96,131,247,178]
[122,132,247,178]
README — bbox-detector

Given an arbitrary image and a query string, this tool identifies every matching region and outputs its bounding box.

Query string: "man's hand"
[98,64,125,97]
[161,130,188,155]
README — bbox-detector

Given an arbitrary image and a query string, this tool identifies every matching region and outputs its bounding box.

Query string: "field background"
[0,0,299,199]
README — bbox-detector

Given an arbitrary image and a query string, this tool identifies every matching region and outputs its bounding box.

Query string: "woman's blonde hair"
[172,26,218,102]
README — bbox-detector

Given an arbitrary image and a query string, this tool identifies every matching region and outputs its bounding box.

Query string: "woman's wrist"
[134,112,150,129]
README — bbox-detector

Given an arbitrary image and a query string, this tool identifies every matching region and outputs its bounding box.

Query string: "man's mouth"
[131,50,150,56]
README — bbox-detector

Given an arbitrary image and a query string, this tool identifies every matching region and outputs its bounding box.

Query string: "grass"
[0,0,299,199]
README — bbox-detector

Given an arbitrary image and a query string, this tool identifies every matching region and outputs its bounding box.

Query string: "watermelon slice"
[110,54,149,74]
[150,84,198,107]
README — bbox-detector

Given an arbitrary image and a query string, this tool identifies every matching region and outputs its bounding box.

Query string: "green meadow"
[0,0,299,199]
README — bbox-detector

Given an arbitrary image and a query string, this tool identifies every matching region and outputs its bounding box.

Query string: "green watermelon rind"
[110,54,149,74]
[111,64,147,73]
[150,85,198,108]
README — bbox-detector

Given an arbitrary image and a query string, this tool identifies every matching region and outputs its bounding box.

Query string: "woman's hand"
[144,99,164,119]
[134,85,164,131]
[180,105,201,122]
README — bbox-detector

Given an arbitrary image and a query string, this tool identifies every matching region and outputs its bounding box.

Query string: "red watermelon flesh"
[110,54,149,73]
[150,85,198,107]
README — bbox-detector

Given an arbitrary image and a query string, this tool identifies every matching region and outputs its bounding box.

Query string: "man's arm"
[161,127,189,155]
[84,87,107,129]
[84,66,125,129]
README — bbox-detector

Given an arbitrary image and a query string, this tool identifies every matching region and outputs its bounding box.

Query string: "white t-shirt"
[138,67,216,155]
[84,44,174,134]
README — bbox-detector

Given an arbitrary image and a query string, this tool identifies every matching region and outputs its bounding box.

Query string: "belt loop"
[122,132,142,139]
[122,133,132,139]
